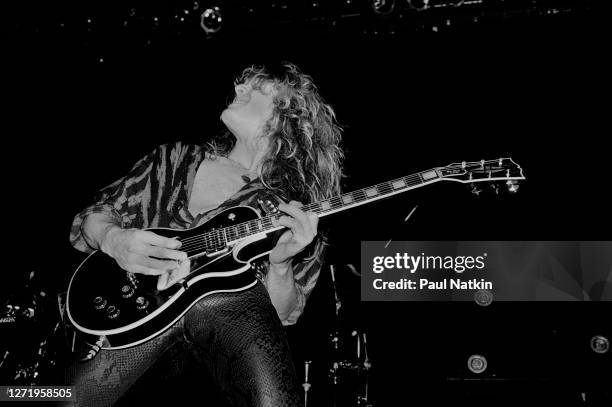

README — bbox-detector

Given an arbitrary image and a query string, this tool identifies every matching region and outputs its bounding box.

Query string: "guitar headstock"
[436,158,525,193]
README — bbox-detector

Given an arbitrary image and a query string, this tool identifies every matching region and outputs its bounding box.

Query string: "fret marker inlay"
[392,180,406,189]
[422,170,438,180]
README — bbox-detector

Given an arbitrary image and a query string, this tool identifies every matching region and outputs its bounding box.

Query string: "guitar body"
[66,206,276,349]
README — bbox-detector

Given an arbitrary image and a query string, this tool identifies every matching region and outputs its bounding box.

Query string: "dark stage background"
[2,1,610,405]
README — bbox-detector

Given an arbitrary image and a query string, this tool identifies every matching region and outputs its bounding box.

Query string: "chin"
[220,108,232,125]
[220,111,240,136]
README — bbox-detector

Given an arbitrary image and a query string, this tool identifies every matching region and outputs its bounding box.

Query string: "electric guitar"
[67,158,525,349]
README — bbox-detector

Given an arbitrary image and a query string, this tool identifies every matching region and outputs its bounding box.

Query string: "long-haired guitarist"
[66,62,344,406]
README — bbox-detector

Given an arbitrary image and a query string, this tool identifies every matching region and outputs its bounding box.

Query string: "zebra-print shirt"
[69,141,322,325]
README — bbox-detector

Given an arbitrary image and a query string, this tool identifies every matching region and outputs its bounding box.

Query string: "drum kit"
[301,264,374,407]
[0,271,67,385]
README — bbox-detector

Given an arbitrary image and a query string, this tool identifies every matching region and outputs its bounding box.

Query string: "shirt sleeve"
[69,145,162,253]
[281,239,326,326]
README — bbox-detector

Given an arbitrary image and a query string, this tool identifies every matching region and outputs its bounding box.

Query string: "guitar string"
[176,170,429,249]
[177,157,513,248]
[176,159,520,253]
[180,160,519,250]
[176,172,425,253]
[175,160,521,253]
[176,174,426,249]
[176,163,521,254]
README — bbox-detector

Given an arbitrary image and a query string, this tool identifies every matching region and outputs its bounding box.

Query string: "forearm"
[81,212,122,252]
[265,261,299,322]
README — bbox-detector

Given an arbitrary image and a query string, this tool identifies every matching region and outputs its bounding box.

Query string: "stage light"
[372,0,395,15]
[590,335,609,354]
[200,6,222,34]
[467,354,487,374]
[474,289,493,306]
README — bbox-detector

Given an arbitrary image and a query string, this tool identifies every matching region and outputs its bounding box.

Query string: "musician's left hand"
[269,201,318,272]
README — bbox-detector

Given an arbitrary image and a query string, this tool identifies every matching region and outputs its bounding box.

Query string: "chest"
[187,159,248,216]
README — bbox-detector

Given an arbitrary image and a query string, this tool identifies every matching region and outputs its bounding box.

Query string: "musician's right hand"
[100,226,187,275]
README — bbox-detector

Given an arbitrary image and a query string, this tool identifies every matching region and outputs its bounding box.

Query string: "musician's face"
[221,79,277,141]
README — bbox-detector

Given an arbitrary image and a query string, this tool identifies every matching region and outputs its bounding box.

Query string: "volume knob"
[135,296,150,311]
[93,296,107,310]
[106,305,120,319]
[121,285,135,299]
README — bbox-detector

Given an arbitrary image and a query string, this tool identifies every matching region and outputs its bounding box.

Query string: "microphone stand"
[303,360,312,407]
[330,264,342,319]
[328,264,342,407]
[329,265,342,363]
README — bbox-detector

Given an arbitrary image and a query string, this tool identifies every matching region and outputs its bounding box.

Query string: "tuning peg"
[470,183,482,196]
[506,180,520,193]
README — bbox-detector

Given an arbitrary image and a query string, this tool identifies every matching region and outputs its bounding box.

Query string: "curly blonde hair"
[209,62,344,204]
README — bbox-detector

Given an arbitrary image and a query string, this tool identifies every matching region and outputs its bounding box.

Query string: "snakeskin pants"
[65,282,301,406]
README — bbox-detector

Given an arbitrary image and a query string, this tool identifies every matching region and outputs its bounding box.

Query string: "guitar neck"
[195,157,524,248]
[222,168,441,244]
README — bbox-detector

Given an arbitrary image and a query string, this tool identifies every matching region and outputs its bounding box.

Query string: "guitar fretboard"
[193,168,441,253]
